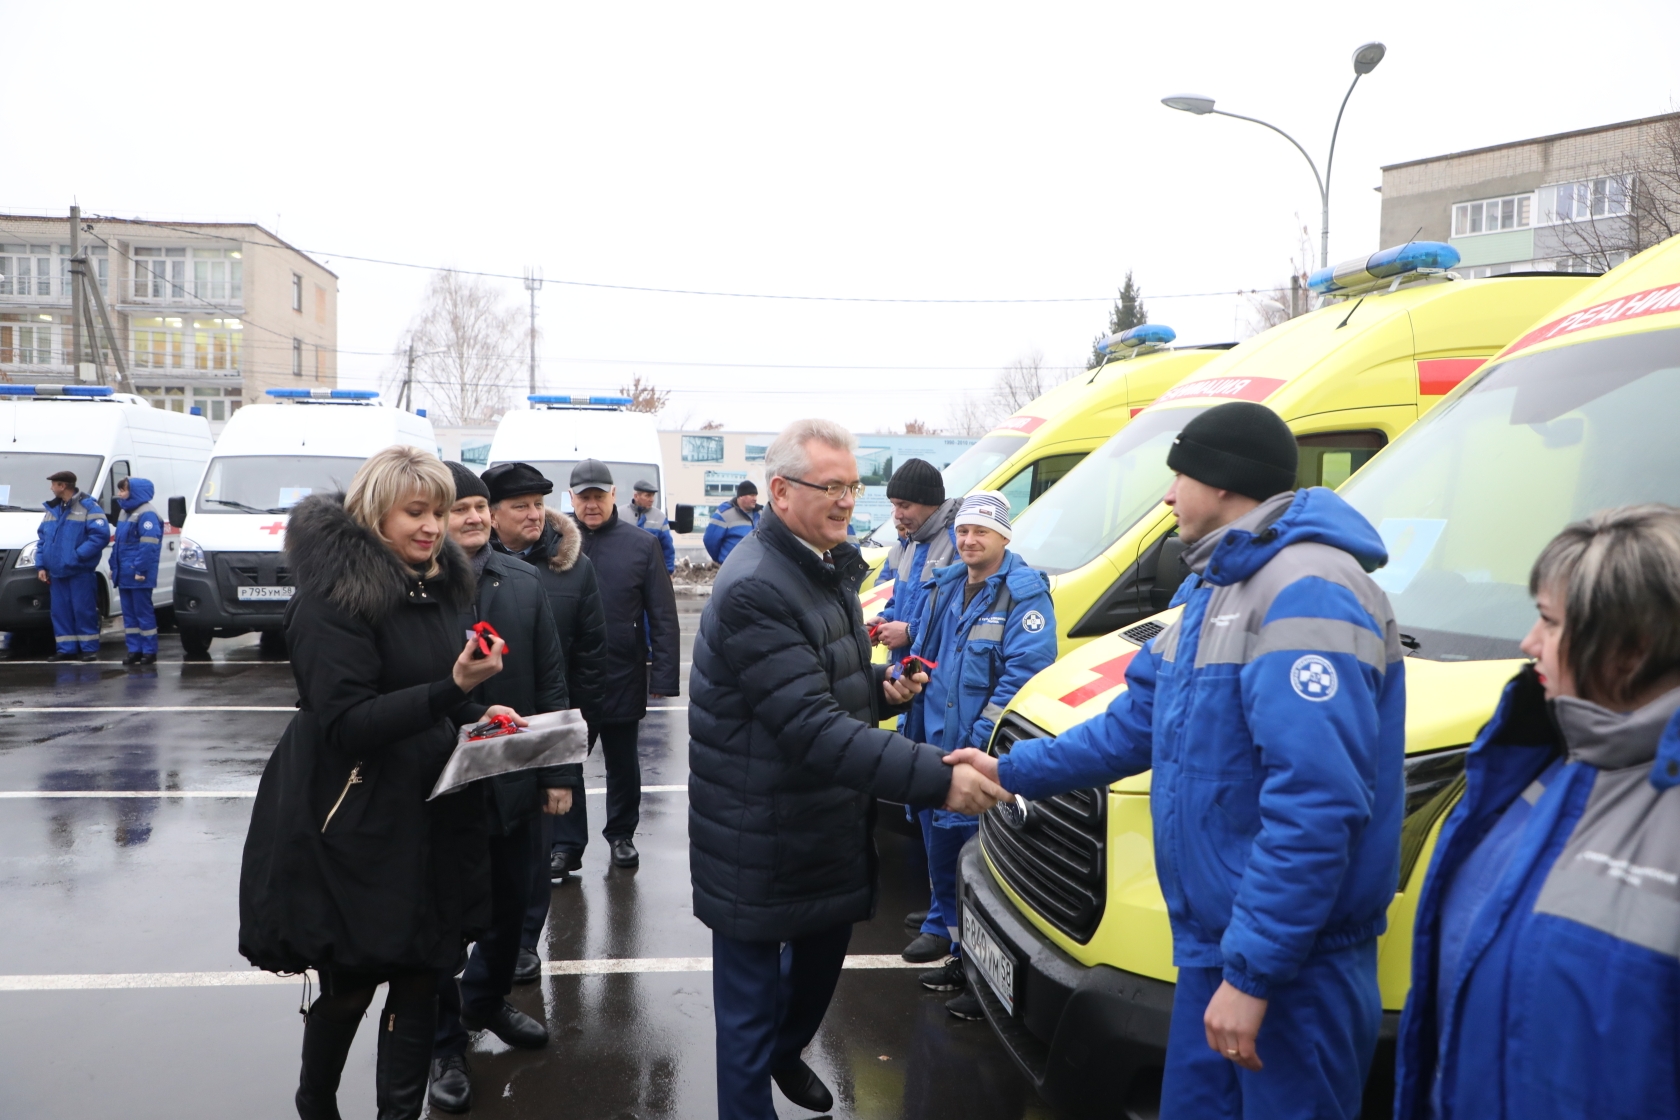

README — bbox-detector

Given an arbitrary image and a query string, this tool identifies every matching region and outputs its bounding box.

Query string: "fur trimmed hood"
[541,508,583,573]
[286,493,474,620]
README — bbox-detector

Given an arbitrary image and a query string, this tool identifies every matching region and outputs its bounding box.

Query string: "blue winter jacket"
[621,501,676,573]
[907,551,1056,827]
[704,499,759,564]
[875,497,959,649]
[997,487,1406,998]
[1394,668,1680,1120]
[38,488,111,578]
[111,478,164,588]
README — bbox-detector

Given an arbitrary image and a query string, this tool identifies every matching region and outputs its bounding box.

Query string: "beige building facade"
[0,214,336,431]
[1379,113,1680,277]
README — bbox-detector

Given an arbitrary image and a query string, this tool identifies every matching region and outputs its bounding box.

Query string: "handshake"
[940,748,1012,815]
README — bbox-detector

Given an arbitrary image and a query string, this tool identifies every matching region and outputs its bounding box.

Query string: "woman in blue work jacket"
[1395,504,1680,1120]
[902,490,1056,1020]
[110,477,164,666]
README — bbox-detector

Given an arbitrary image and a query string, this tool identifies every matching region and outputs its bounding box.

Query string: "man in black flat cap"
[553,459,680,870]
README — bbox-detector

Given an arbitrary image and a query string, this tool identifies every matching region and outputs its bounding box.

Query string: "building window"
[133,316,240,373]
[0,313,61,364]
[132,247,188,300]
[704,470,747,498]
[744,443,768,462]
[291,273,303,312]
[1453,193,1532,236]
[1543,177,1630,223]
[292,337,303,377]
[0,244,54,296]
[133,316,186,370]
[192,249,242,302]
[682,435,725,463]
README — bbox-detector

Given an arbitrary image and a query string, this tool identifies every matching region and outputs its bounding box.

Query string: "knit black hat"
[1165,401,1298,501]
[735,479,758,497]
[886,458,944,506]
[446,461,490,503]
[481,461,555,504]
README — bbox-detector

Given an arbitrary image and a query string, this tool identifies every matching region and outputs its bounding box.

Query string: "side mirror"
[1066,530,1190,639]
[167,496,187,529]
[673,504,695,535]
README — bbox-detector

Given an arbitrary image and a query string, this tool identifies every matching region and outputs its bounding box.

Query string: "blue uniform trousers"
[118,587,157,655]
[711,922,852,1120]
[435,816,538,1056]
[917,809,978,956]
[50,571,101,654]
[1161,940,1379,1120]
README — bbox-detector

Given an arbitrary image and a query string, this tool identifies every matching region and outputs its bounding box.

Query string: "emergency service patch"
[1290,654,1338,702]
[1022,610,1045,633]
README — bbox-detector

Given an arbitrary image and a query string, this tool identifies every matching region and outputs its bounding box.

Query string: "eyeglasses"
[782,476,866,501]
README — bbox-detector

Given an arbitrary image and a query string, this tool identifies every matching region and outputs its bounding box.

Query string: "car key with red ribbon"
[887,654,937,682]
[465,620,509,660]
[463,712,523,741]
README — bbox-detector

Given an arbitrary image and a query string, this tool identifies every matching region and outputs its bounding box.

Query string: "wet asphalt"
[0,597,1050,1120]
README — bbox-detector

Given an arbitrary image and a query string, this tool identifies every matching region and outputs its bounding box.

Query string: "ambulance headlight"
[14,541,36,568]
[178,537,208,571]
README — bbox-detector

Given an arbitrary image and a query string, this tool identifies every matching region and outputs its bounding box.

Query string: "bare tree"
[945,351,1076,436]
[902,419,939,434]
[390,271,524,425]
[1546,114,1680,271]
[698,419,724,431]
[1244,220,1315,335]
[621,373,670,415]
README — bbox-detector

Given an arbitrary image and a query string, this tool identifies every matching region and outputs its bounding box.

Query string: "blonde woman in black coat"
[239,445,523,1120]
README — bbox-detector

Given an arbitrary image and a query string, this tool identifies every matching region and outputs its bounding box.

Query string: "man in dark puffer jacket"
[689,419,1008,1120]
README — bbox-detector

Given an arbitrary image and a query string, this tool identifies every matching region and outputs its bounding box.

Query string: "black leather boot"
[375,1000,438,1120]
[295,1005,361,1120]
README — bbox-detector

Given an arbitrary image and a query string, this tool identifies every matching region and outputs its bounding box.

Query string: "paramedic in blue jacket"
[948,402,1405,1120]
[703,480,759,565]
[867,458,959,655]
[622,479,676,573]
[110,477,164,666]
[1394,504,1680,1120]
[902,490,1055,1019]
[37,469,111,662]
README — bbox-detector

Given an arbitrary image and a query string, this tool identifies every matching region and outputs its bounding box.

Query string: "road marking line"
[0,955,922,991]
[0,786,690,799]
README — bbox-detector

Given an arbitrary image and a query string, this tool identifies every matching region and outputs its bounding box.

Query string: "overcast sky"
[7,1,1679,432]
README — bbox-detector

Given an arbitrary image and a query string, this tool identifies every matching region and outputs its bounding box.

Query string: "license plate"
[963,906,1017,1015]
[236,585,294,601]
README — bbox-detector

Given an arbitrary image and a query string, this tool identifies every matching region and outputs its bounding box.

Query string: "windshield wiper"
[205,498,285,515]
[0,503,36,512]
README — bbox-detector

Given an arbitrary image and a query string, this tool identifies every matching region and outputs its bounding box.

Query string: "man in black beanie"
[865,458,959,655]
[947,400,1405,1120]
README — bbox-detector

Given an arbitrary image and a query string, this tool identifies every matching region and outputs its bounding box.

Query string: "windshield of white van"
[196,456,364,515]
[1009,408,1208,574]
[0,453,104,511]
[941,433,1027,498]
[1340,326,1680,661]
[506,462,662,513]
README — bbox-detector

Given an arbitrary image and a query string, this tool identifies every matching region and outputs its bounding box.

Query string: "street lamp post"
[1163,42,1386,269]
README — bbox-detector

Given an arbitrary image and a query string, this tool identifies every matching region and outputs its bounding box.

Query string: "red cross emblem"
[260,521,286,536]
[1058,651,1136,708]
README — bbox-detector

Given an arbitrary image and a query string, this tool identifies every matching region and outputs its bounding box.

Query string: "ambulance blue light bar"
[1096,323,1177,356]
[0,384,115,397]
[1308,242,1461,296]
[265,388,381,401]
[528,394,635,408]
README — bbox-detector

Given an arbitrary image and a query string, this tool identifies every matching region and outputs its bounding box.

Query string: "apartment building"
[0,214,337,430]
[1378,112,1680,277]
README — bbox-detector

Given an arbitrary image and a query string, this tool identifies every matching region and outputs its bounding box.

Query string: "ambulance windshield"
[196,456,364,515]
[1009,408,1207,574]
[1339,326,1680,661]
[0,453,103,511]
[941,433,1027,498]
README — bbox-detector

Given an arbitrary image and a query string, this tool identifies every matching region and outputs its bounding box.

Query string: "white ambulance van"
[172,388,435,657]
[0,385,211,650]
[485,394,687,528]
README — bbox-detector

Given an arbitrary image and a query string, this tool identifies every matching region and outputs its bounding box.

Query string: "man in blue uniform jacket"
[948,402,1405,1120]
[110,477,164,666]
[622,479,676,573]
[902,489,1055,1019]
[38,469,111,662]
[704,480,759,565]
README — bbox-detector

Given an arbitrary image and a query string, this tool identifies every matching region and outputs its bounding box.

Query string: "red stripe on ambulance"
[1416,357,1486,396]
[1058,651,1137,708]
[1504,282,1680,355]
[1153,376,1287,406]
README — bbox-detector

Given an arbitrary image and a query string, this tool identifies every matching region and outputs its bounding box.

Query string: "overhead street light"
[1162,41,1387,268]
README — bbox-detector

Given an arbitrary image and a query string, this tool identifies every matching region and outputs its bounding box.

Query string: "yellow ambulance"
[959,237,1680,1116]
[857,325,1229,618]
[1003,251,1594,656]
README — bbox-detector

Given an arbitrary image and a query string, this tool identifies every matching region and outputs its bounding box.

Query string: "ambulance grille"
[1121,619,1165,645]
[979,713,1107,942]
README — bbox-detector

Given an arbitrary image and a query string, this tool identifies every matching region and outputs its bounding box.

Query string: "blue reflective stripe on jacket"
[997,488,1406,998]
[703,499,758,564]
[876,528,958,646]
[38,490,111,577]
[1394,671,1680,1120]
[111,478,162,587]
[622,502,676,572]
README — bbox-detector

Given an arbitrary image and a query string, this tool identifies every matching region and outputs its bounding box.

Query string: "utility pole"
[402,340,415,411]
[523,267,542,397]
[65,208,128,388]
[69,206,84,379]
